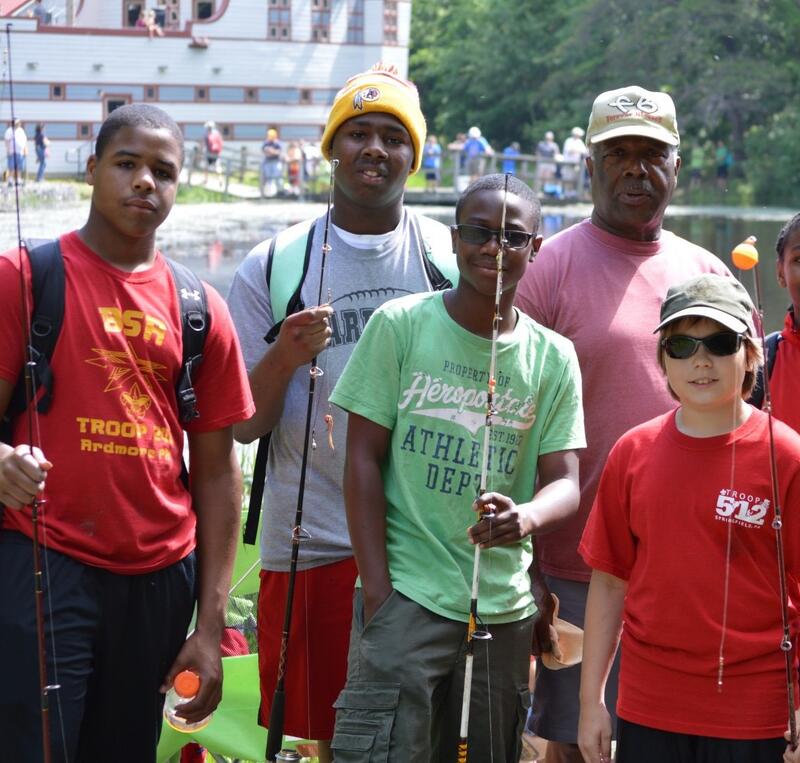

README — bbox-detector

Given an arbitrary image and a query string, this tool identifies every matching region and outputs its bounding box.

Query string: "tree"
[409,0,800,204]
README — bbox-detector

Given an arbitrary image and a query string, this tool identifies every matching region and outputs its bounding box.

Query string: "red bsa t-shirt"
[0,232,255,573]
[580,408,800,739]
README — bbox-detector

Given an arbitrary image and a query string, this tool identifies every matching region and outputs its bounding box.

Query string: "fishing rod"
[4,22,58,763]
[457,173,510,762]
[266,157,338,763]
[731,235,796,749]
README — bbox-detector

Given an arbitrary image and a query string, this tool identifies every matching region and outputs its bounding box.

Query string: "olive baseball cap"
[654,274,755,334]
[586,85,680,146]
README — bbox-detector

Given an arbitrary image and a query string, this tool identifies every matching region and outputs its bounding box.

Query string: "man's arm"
[0,377,51,508]
[578,569,626,763]
[469,449,580,548]
[160,426,241,722]
[233,305,332,444]
[343,411,392,625]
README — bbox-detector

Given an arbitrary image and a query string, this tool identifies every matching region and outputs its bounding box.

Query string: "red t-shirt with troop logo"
[0,231,255,573]
[580,408,800,739]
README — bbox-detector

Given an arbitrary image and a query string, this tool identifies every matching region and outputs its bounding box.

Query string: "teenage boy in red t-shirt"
[578,274,800,763]
[0,104,254,762]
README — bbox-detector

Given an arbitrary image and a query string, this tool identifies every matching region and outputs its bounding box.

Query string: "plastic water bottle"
[163,670,212,732]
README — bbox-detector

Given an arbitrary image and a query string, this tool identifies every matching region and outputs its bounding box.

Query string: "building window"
[162,0,180,29]
[383,0,397,44]
[347,0,364,43]
[51,83,65,100]
[125,0,145,27]
[268,0,291,40]
[78,123,93,139]
[219,124,232,139]
[195,86,208,101]
[299,89,312,104]
[311,0,330,41]
[245,87,258,103]
[145,85,158,101]
[194,1,214,19]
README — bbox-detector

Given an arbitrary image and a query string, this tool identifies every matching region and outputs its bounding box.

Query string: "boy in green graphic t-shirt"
[329,173,586,762]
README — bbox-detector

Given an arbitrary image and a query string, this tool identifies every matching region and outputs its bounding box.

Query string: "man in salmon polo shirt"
[515,85,731,763]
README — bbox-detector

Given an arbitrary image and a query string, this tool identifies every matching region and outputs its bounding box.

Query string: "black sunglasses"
[661,331,744,359]
[453,224,534,250]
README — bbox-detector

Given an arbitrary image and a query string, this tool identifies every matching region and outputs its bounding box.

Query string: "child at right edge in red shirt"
[770,213,800,433]
[577,273,800,763]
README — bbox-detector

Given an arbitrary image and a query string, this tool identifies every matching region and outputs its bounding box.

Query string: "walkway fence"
[182,145,592,202]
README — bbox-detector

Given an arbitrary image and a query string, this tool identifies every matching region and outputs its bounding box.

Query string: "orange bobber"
[731,236,759,271]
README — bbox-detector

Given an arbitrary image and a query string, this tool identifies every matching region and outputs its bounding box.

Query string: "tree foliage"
[409,0,800,204]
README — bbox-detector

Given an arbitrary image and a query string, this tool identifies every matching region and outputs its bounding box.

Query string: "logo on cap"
[608,95,658,114]
[353,87,381,111]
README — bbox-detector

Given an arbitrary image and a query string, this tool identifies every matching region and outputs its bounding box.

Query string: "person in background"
[202,121,224,186]
[285,141,303,196]
[138,8,164,38]
[463,126,493,183]
[30,0,48,24]
[515,85,732,763]
[4,119,27,187]
[535,130,561,194]
[715,140,733,190]
[561,127,588,198]
[34,123,49,183]
[502,140,521,175]
[422,134,442,191]
[260,128,282,198]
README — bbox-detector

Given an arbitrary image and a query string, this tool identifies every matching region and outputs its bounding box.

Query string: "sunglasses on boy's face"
[661,331,744,360]
[452,224,534,250]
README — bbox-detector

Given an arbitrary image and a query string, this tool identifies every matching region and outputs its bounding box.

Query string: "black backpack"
[0,239,209,446]
[749,330,783,409]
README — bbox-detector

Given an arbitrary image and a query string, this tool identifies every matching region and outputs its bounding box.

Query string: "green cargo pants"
[331,588,532,762]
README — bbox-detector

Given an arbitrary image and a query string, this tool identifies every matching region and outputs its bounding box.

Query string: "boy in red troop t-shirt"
[0,104,254,763]
[578,274,800,763]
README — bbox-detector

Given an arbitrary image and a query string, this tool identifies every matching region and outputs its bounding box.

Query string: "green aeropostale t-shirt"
[331,291,585,624]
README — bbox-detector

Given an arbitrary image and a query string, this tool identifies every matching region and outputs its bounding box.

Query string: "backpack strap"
[165,258,209,423]
[263,218,318,344]
[244,218,317,544]
[242,429,269,544]
[749,330,782,409]
[3,239,65,436]
[414,213,459,291]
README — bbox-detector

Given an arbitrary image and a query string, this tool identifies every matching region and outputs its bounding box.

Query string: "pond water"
[1,199,795,332]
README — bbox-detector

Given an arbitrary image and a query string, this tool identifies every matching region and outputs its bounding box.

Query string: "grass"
[176,184,232,203]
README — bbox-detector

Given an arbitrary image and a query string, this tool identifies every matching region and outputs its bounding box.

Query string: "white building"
[0,0,412,174]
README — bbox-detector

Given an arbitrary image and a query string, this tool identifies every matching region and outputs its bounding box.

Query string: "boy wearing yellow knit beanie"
[227,63,456,763]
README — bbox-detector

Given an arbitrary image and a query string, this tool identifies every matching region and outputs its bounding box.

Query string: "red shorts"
[257,557,358,740]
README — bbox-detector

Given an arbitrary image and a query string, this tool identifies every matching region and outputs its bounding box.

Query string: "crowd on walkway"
[2,68,800,763]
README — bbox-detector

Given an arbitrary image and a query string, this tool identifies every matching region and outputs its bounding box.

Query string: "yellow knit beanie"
[321,63,426,174]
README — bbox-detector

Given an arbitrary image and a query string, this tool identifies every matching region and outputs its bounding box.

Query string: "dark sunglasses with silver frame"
[661,331,744,360]
[452,223,535,250]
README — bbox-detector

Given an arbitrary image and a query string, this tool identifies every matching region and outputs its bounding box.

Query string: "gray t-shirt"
[227,208,453,570]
